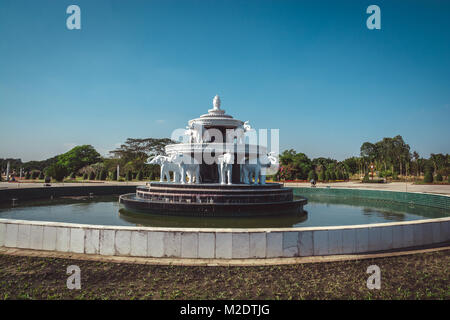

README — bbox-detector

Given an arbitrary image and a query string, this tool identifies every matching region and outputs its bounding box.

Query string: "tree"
[38,171,44,179]
[100,169,107,180]
[88,171,95,180]
[45,163,68,182]
[318,170,325,181]
[307,170,317,181]
[279,150,312,180]
[435,173,443,182]
[342,157,359,175]
[82,173,88,180]
[330,170,336,181]
[137,170,143,181]
[424,170,433,183]
[111,169,118,181]
[109,138,173,170]
[57,145,101,174]
[126,170,133,181]
[360,142,378,174]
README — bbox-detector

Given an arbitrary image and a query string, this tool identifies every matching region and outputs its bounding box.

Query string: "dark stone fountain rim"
[145,182,284,190]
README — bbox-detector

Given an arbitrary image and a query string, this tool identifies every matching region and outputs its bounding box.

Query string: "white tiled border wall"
[0,218,449,259]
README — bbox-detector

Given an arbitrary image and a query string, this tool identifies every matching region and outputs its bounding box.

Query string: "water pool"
[0,194,448,229]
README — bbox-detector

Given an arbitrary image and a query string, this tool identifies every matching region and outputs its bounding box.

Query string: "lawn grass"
[0,250,448,300]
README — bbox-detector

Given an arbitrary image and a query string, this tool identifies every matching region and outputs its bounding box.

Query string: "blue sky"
[0,0,449,161]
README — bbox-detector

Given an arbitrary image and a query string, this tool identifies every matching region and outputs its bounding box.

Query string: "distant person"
[310,179,316,187]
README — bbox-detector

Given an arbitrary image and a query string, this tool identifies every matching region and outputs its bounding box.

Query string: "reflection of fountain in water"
[118,208,308,229]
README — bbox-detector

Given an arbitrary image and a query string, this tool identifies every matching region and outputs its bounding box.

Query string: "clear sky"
[0,0,449,162]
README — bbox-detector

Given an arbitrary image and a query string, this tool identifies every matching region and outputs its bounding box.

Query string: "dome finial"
[213,95,221,110]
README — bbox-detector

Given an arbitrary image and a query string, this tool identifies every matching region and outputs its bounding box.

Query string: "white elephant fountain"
[148,155,182,183]
[170,153,200,184]
[240,153,279,185]
[121,95,306,217]
[217,152,234,185]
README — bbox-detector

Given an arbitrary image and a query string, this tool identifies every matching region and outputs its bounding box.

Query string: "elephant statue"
[217,152,234,185]
[240,158,261,185]
[148,155,181,183]
[258,152,279,184]
[170,153,200,184]
[240,153,279,184]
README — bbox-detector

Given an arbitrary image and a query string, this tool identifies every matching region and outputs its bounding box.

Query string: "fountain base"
[119,182,307,217]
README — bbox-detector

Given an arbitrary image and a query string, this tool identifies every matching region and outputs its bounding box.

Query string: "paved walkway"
[1,181,449,195]
[284,181,450,195]
[0,181,144,190]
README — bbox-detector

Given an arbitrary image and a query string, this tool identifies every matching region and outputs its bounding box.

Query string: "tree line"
[0,138,172,182]
[276,135,449,182]
[1,135,448,183]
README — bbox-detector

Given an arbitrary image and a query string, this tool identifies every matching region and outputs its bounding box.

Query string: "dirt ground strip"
[0,249,449,300]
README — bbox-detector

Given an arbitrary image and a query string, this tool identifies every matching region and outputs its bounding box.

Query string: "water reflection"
[118,208,308,228]
[0,194,447,228]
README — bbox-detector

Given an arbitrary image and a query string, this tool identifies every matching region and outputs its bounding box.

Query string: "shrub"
[137,170,143,181]
[31,171,40,179]
[435,173,443,182]
[448,175,450,183]
[126,170,133,181]
[380,170,392,178]
[424,171,433,183]
[362,173,370,182]
[44,176,51,183]
[38,171,44,179]
[336,171,343,180]
[82,173,88,180]
[324,171,330,181]
[70,172,76,179]
[88,171,95,180]
[392,172,398,180]
[45,163,68,182]
[25,171,31,179]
